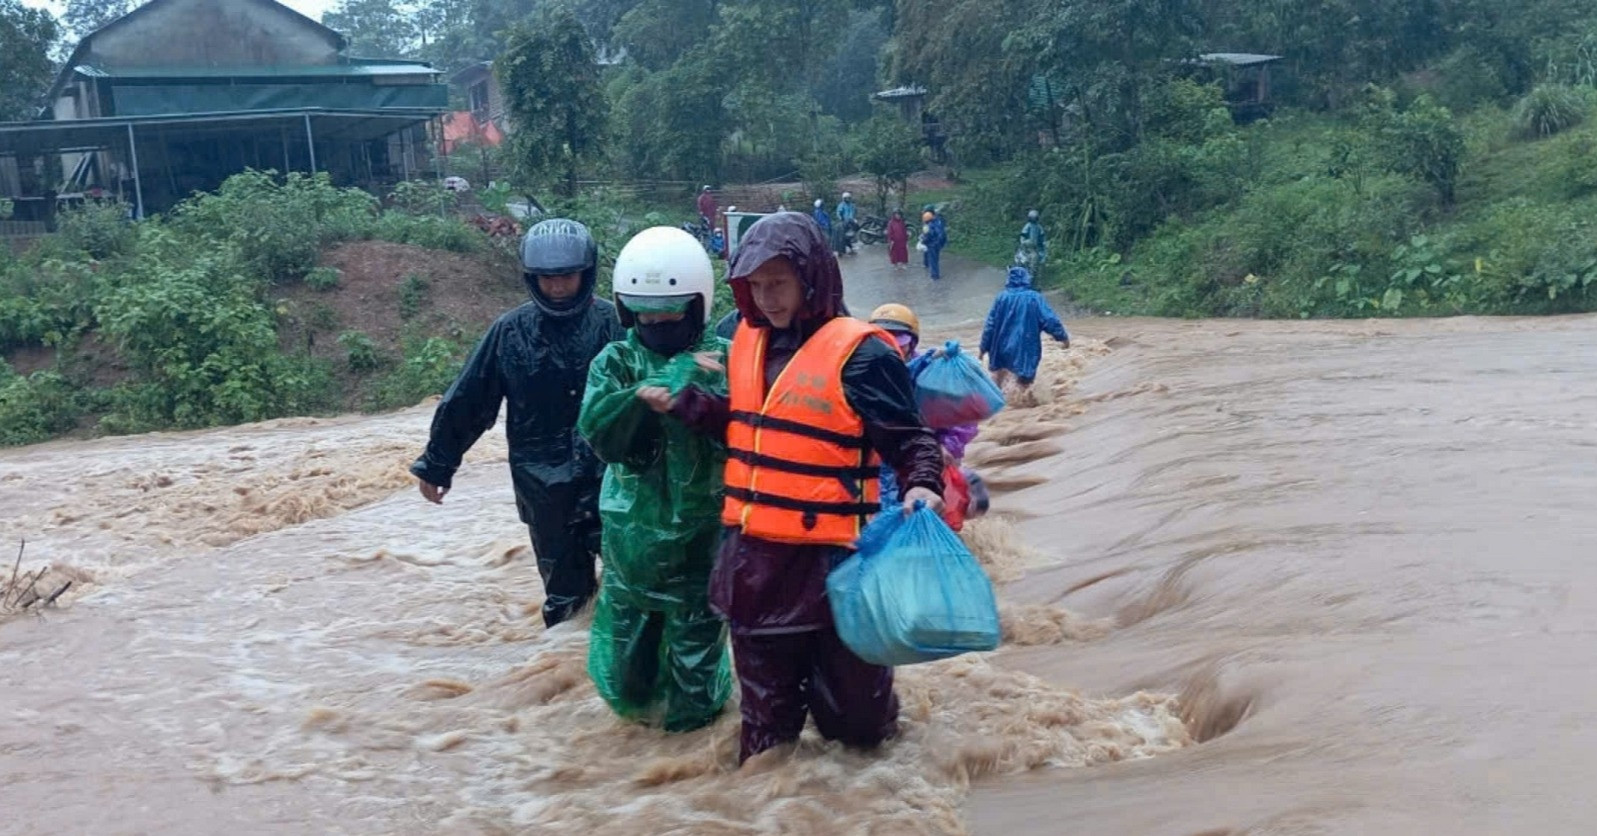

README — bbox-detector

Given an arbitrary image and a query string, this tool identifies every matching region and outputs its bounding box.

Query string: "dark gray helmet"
[520,219,599,316]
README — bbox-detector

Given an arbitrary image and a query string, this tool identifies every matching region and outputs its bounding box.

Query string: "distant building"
[1182,53,1283,123]
[874,85,947,163]
[0,0,448,229]
[451,62,507,136]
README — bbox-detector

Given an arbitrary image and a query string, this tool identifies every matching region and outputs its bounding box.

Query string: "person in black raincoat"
[410,219,625,627]
[641,212,946,763]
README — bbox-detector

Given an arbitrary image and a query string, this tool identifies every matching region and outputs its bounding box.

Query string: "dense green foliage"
[875,0,1597,319]
[0,172,493,446]
[497,7,611,195]
[0,0,60,121]
[945,104,1597,318]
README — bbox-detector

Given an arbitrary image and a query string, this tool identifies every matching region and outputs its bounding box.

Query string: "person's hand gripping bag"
[914,341,1005,429]
[827,501,1001,666]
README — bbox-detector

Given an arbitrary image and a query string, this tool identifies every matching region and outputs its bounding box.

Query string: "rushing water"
[5,253,1593,834]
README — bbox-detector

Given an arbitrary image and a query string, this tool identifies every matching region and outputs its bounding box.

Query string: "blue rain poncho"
[978,266,1069,383]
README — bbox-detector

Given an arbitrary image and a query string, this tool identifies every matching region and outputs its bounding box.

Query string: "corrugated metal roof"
[75,63,441,79]
[450,62,494,85]
[875,85,927,100]
[1197,53,1282,66]
[0,107,442,156]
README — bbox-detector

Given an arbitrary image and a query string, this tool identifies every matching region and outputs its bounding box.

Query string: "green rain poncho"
[577,329,732,731]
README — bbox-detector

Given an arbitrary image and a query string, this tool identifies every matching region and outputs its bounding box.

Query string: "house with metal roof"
[0,0,448,229]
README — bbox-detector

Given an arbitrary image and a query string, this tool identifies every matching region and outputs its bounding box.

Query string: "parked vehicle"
[857,214,887,245]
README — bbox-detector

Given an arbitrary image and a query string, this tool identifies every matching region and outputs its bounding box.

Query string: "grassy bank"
[922,100,1597,319]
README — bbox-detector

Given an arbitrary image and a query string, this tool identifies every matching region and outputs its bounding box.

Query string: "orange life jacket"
[722,317,894,546]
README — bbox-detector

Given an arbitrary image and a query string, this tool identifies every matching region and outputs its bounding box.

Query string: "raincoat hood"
[1006,266,1034,289]
[726,212,845,328]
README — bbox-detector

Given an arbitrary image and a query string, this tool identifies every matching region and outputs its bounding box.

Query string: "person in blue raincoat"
[834,192,858,256]
[1018,209,1046,274]
[921,206,947,281]
[978,266,1069,390]
[811,198,832,238]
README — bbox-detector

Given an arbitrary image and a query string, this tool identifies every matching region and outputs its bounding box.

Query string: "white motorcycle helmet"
[612,226,716,328]
[841,191,852,201]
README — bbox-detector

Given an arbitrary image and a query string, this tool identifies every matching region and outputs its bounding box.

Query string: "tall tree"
[497,7,610,196]
[853,113,922,213]
[62,0,134,37]
[610,57,725,180]
[322,0,418,57]
[611,0,716,71]
[891,0,1041,163]
[0,0,60,121]
[813,8,889,121]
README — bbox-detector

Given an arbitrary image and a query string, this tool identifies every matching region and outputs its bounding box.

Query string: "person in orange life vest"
[637,211,945,763]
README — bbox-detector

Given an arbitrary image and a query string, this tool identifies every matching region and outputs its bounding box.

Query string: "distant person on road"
[577,226,731,733]
[1019,209,1046,274]
[886,209,910,269]
[811,198,832,239]
[697,185,716,224]
[834,192,858,256]
[410,219,625,628]
[638,212,945,763]
[979,266,1069,391]
[921,206,947,281]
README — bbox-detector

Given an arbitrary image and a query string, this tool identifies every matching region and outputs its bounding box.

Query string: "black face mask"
[637,317,703,356]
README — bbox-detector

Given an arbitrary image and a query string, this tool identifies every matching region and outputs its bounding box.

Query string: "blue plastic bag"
[827,502,1001,666]
[914,341,1005,429]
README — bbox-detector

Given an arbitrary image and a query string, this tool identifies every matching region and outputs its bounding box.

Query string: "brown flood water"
[4,253,1596,833]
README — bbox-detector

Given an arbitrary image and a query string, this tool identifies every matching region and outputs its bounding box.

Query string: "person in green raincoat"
[577,226,732,731]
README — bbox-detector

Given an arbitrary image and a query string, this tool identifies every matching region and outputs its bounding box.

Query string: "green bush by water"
[0,171,497,446]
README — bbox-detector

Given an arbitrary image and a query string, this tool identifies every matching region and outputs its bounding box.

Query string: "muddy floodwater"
[5,254,1597,834]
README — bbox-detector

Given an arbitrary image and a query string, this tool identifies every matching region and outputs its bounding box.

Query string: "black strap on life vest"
[726,448,879,480]
[728,411,868,450]
[724,487,880,518]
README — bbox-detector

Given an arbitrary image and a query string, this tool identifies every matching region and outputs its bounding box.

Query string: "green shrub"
[390,180,459,215]
[306,302,341,333]
[305,266,342,290]
[1126,173,1428,317]
[371,336,466,409]
[1430,46,1511,111]
[0,253,99,349]
[57,200,136,260]
[0,364,87,446]
[1560,133,1597,197]
[1372,94,1467,205]
[93,227,332,431]
[172,169,378,284]
[372,213,482,252]
[398,274,431,320]
[1451,197,1597,311]
[1512,84,1592,139]
[337,330,383,373]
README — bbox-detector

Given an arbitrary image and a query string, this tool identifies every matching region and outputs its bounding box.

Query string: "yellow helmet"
[869,303,920,337]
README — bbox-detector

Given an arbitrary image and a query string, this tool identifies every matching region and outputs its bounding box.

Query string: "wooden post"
[125,123,144,220]
[304,114,317,173]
